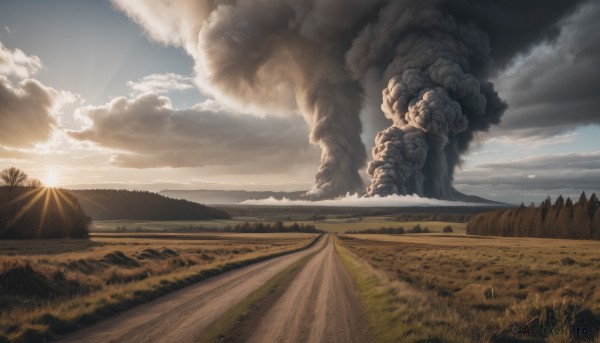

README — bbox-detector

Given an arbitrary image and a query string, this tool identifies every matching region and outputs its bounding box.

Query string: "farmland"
[336,233,600,342]
[0,232,316,342]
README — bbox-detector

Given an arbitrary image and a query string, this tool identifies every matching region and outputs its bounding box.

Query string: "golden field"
[336,233,600,342]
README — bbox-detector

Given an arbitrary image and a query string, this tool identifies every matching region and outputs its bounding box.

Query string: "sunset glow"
[44,169,60,188]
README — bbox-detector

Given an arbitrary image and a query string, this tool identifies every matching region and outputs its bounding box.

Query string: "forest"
[467,192,600,239]
[68,189,231,220]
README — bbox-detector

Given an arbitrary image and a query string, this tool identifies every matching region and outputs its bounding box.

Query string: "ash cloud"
[113,0,591,200]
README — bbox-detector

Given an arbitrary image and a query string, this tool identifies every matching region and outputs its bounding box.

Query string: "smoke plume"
[348,1,508,200]
[113,0,586,200]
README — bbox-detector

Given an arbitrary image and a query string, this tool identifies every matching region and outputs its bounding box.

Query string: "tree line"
[467,192,600,240]
[395,213,471,223]
[345,224,435,235]
[223,221,321,233]
[68,189,231,220]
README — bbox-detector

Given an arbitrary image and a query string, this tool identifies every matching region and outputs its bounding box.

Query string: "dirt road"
[57,235,370,342]
[57,236,325,343]
[246,235,370,343]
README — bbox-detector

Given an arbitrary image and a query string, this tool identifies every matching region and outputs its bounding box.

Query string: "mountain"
[159,189,307,205]
[68,189,230,220]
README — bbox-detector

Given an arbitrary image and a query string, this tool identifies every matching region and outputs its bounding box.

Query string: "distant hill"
[68,189,231,220]
[159,189,306,205]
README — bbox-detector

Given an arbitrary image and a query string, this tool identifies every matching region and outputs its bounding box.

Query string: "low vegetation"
[468,192,600,240]
[68,189,231,220]
[0,233,317,342]
[337,234,600,342]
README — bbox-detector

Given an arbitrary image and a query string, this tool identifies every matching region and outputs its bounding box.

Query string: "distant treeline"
[0,187,90,239]
[467,192,600,240]
[224,221,321,233]
[395,213,470,223]
[68,189,231,220]
[345,224,437,235]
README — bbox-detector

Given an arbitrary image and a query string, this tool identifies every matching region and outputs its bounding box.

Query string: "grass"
[337,234,600,342]
[0,232,318,342]
[335,236,481,342]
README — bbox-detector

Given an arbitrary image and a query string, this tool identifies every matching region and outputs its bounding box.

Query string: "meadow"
[0,232,316,342]
[336,233,600,342]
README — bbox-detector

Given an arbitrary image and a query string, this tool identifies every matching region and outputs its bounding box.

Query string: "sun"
[44,169,60,188]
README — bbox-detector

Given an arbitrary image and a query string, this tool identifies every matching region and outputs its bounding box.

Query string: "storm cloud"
[492,1,600,138]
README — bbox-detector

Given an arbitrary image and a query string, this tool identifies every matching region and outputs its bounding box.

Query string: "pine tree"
[554,195,565,210]
[578,191,588,205]
[565,197,574,208]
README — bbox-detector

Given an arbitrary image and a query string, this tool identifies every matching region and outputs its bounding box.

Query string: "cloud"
[455,151,600,203]
[0,40,79,149]
[241,193,487,207]
[127,73,194,95]
[0,40,42,79]
[70,93,320,171]
[492,1,600,138]
[0,76,75,148]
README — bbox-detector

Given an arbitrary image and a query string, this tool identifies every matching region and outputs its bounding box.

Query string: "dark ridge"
[68,189,230,221]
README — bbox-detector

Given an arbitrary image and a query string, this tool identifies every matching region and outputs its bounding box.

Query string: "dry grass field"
[0,232,316,342]
[336,233,600,342]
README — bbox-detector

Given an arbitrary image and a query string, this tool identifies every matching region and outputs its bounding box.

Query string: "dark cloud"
[492,1,600,138]
[70,93,320,171]
[443,0,587,69]
[455,152,600,203]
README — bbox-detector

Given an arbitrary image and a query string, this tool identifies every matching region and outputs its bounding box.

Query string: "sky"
[0,0,599,204]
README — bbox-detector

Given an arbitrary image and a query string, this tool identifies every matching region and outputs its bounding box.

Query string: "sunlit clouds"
[127,73,194,96]
[0,40,42,78]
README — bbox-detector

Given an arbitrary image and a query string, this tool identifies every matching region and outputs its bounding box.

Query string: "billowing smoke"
[113,0,586,200]
[348,2,508,200]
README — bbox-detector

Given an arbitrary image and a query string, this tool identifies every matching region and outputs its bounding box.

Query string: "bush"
[410,225,422,233]
[443,226,453,233]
